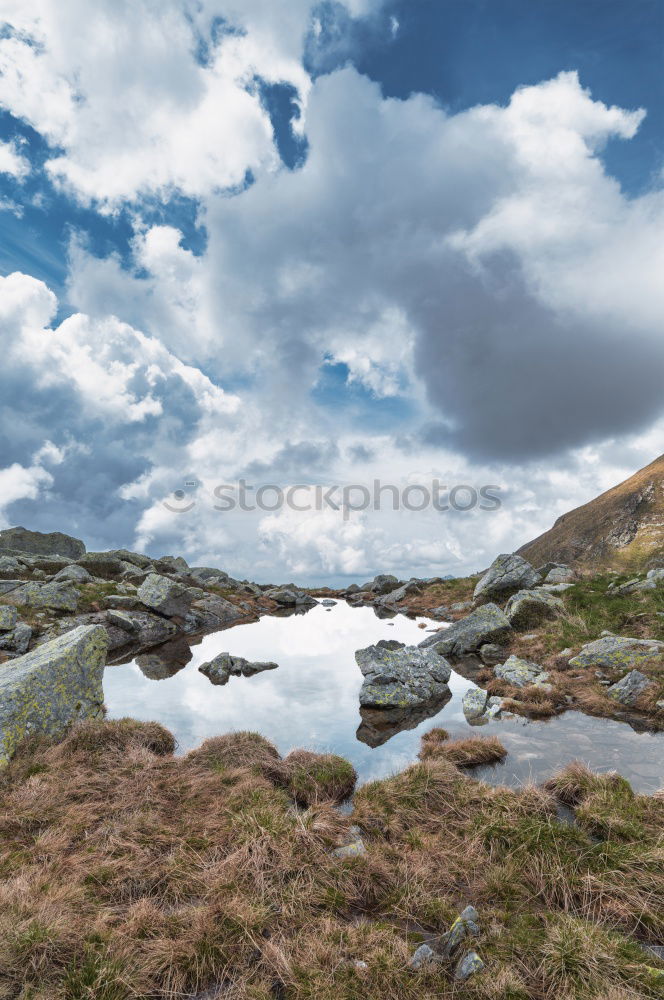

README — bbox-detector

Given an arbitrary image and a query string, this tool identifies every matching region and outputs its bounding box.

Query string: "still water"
[104,601,663,793]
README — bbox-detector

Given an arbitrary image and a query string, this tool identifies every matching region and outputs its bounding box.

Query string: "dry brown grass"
[419,731,508,767]
[0,722,662,999]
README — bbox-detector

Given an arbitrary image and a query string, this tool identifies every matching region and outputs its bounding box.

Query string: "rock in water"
[0,526,86,559]
[568,636,664,670]
[355,639,451,708]
[199,652,279,685]
[0,624,108,764]
[137,573,198,617]
[462,688,489,720]
[419,604,512,657]
[607,669,654,706]
[473,553,541,604]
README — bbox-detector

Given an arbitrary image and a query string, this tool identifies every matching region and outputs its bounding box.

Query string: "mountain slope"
[518,454,664,571]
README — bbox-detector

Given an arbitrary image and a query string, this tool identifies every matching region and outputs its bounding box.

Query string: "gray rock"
[106,610,140,633]
[266,587,316,607]
[438,905,480,959]
[106,549,153,570]
[450,600,473,613]
[0,556,23,578]
[185,594,245,632]
[408,944,437,970]
[198,652,278,685]
[0,526,85,560]
[0,624,107,764]
[137,573,197,617]
[333,826,366,859]
[535,561,567,577]
[369,574,400,595]
[53,564,93,583]
[355,639,451,709]
[188,566,230,584]
[321,599,337,607]
[77,552,125,578]
[462,688,489,720]
[0,581,23,596]
[6,623,32,655]
[539,582,575,593]
[153,555,189,575]
[607,670,654,707]
[428,605,451,619]
[419,604,512,657]
[494,655,549,688]
[345,584,361,595]
[0,606,17,631]
[375,580,422,605]
[568,636,664,671]
[5,581,79,613]
[544,565,576,584]
[30,569,48,580]
[473,553,541,604]
[135,637,192,679]
[479,643,507,666]
[102,595,143,611]
[505,589,564,629]
[454,951,485,981]
[646,568,664,584]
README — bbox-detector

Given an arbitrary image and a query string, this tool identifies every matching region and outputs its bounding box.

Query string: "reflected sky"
[104,602,664,793]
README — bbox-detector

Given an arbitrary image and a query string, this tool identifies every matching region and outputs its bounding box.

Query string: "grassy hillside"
[518,454,664,572]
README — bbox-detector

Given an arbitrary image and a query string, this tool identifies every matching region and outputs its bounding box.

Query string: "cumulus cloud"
[0,138,30,179]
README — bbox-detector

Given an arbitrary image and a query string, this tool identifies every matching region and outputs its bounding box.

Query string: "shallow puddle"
[104,601,663,793]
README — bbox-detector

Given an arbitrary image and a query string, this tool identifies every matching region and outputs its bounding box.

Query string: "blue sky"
[0,0,662,583]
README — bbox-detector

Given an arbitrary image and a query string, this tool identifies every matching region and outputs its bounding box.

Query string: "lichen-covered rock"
[463,687,489,719]
[368,574,400,595]
[5,581,79,613]
[607,669,654,706]
[106,609,139,633]
[184,594,245,632]
[0,624,107,765]
[77,552,125,577]
[0,556,22,578]
[356,639,451,708]
[505,588,564,629]
[473,553,541,604]
[375,580,422,605]
[106,549,154,570]
[420,604,512,657]
[568,636,664,671]
[265,587,317,607]
[494,655,549,688]
[0,606,17,631]
[479,643,507,665]
[332,826,366,859]
[0,526,85,559]
[53,564,93,583]
[0,621,32,655]
[153,555,190,575]
[454,951,485,981]
[198,652,278,685]
[438,905,480,959]
[408,944,437,970]
[544,565,575,584]
[137,573,198,617]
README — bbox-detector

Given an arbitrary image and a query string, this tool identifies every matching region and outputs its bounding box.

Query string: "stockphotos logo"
[163,480,502,519]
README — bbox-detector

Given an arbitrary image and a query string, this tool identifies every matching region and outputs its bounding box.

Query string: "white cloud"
[0,138,30,178]
[0,461,53,528]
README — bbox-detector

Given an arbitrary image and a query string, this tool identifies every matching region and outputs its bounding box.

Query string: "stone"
[355,640,451,709]
[429,605,451,619]
[462,688,489,720]
[106,610,139,633]
[568,636,664,671]
[153,555,190,575]
[0,606,17,631]
[102,595,143,611]
[5,581,79,613]
[419,604,512,657]
[77,552,126,578]
[647,568,664,584]
[0,555,22,578]
[544,565,576,584]
[188,566,229,584]
[369,574,400,595]
[6,623,32,655]
[0,624,107,764]
[505,589,564,629]
[0,526,85,559]
[321,599,336,607]
[607,670,654,707]
[185,594,245,632]
[137,573,197,617]
[454,952,485,982]
[450,600,473,613]
[539,582,575,593]
[473,553,541,604]
[198,652,278,685]
[408,944,437,970]
[107,549,153,570]
[375,580,422,605]
[479,643,507,666]
[53,563,93,583]
[333,826,366,859]
[266,587,316,607]
[438,906,480,959]
[494,655,549,688]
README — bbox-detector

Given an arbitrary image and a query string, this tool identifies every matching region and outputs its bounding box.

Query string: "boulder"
[106,610,140,633]
[53,564,93,584]
[106,549,153,570]
[5,581,79,613]
[0,622,32,655]
[137,573,198,617]
[0,526,85,559]
[568,636,664,671]
[368,574,400,595]
[607,670,654,707]
[544,565,575,584]
[153,555,189,575]
[455,952,485,982]
[419,604,512,657]
[0,556,23,579]
[198,652,278,685]
[266,588,316,607]
[494,655,549,688]
[408,944,437,970]
[479,643,507,666]
[77,552,125,578]
[355,639,451,709]
[375,580,422,605]
[0,606,17,631]
[505,589,564,629]
[188,566,230,584]
[0,624,107,764]
[473,553,541,604]
[185,594,245,632]
[438,905,480,959]
[462,688,489,720]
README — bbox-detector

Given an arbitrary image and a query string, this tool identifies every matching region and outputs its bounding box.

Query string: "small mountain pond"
[104,601,663,793]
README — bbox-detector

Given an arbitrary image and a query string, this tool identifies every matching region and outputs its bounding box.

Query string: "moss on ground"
[0,723,662,999]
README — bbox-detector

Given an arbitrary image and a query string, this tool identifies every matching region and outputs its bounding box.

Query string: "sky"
[0,0,662,585]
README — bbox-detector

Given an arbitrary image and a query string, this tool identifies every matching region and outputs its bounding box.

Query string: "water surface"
[104,602,663,793]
